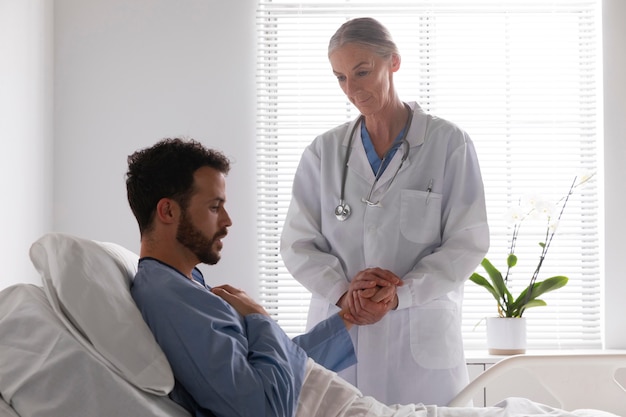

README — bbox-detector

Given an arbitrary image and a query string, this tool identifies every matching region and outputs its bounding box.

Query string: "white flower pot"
[486,317,527,355]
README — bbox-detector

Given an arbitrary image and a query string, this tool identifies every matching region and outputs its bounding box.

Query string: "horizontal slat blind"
[256,0,601,348]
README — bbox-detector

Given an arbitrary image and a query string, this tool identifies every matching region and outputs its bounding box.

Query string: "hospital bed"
[0,233,623,417]
[448,353,626,415]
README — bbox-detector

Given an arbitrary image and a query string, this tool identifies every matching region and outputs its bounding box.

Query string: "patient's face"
[176,166,232,265]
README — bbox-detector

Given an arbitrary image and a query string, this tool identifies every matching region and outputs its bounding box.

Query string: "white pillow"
[0,284,190,417]
[29,233,174,395]
[0,396,18,417]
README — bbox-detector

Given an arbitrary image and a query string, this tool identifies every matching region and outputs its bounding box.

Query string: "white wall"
[602,0,626,348]
[0,0,623,346]
[52,0,258,296]
[0,0,54,286]
[0,0,258,296]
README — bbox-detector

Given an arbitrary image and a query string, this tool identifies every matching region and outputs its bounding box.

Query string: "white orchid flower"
[534,199,555,221]
[548,218,560,233]
[504,205,526,226]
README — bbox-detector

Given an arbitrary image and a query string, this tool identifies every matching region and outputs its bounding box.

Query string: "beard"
[176,210,224,265]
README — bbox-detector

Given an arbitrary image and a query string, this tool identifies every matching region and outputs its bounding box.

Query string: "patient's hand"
[340,268,401,326]
[344,287,398,325]
[211,285,269,317]
[360,285,396,304]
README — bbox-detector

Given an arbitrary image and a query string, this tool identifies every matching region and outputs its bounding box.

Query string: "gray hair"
[328,17,400,59]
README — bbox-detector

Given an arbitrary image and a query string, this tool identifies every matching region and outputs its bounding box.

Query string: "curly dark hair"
[126,138,231,235]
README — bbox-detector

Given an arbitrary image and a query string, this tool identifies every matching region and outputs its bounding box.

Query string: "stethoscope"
[334,104,413,221]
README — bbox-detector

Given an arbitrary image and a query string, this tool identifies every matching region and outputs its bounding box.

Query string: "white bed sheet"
[297,358,621,417]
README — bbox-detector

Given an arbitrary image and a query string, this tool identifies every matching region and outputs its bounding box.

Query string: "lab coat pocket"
[409,302,464,369]
[399,189,442,244]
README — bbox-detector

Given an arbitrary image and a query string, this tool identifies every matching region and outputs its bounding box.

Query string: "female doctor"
[280,17,489,406]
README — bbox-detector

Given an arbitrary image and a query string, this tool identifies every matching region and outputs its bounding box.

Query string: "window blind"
[255,0,601,349]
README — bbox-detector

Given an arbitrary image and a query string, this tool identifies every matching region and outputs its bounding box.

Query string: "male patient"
[127,138,582,417]
[127,138,403,417]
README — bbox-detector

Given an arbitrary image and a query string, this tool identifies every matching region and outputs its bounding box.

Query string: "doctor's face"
[329,43,399,116]
[176,166,232,265]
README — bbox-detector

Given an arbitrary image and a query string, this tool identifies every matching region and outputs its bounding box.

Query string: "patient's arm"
[213,284,356,373]
[213,284,354,330]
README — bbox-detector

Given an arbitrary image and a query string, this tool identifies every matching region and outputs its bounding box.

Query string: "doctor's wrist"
[336,291,349,310]
[391,295,399,310]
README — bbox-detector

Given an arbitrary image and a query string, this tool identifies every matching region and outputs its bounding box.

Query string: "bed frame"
[448,353,626,415]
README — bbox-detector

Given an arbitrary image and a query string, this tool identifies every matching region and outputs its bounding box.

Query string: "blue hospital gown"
[131,258,356,417]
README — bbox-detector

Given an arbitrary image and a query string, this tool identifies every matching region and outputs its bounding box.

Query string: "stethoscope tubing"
[362,138,410,207]
[335,103,413,221]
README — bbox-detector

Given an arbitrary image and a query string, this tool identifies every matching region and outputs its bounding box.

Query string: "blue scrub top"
[361,122,406,176]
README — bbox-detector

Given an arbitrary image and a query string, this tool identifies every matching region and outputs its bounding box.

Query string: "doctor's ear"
[390,53,401,72]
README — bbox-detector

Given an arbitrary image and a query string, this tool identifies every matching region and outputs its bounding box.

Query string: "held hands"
[338,268,402,326]
[211,285,270,317]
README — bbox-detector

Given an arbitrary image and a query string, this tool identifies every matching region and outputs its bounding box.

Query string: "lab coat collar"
[341,101,427,148]
[343,101,427,188]
[406,101,428,147]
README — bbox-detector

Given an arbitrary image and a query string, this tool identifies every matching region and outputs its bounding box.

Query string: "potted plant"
[471,174,593,354]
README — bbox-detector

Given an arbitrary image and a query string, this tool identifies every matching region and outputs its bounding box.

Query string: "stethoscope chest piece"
[334,201,351,221]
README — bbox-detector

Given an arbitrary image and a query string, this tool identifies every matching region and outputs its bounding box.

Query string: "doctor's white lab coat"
[281,102,490,406]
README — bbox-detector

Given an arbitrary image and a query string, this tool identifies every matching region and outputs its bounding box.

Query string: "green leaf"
[523,299,547,309]
[469,273,500,301]
[506,253,517,268]
[509,299,547,317]
[539,242,546,248]
[471,258,569,318]
[529,275,569,299]
[480,258,507,299]
[474,258,516,316]
[512,276,568,316]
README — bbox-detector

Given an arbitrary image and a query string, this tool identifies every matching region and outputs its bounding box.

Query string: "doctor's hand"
[336,267,400,309]
[344,287,399,325]
[211,285,270,317]
[340,268,402,325]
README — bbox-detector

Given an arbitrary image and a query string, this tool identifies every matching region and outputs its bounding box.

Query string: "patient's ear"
[155,198,180,224]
